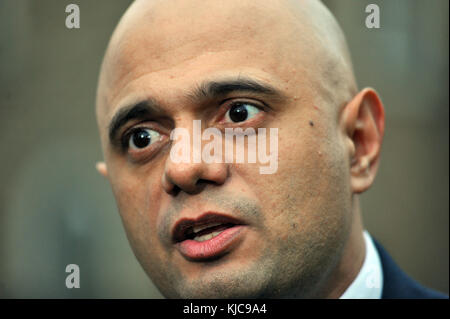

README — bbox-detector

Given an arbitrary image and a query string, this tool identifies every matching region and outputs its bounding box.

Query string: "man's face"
[97,0,354,298]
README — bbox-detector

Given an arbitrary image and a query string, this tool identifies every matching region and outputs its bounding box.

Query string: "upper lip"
[171,212,244,243]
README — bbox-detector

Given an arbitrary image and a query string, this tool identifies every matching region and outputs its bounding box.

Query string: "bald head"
[96,0,356,129]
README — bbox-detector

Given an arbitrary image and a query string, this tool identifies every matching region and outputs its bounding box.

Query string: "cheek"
[288,128,350,235]
[108,158,163,227]
[109,166,164,256]
[245,117,350,236]
[111,168,146,220]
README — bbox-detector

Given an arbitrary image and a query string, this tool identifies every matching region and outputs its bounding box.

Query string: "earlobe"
[341,88,385,193]
[96,161,109,178]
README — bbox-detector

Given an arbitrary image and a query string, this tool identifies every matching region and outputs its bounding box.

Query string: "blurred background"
[0,0,448,298]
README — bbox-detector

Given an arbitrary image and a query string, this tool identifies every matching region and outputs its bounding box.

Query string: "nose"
[162,160,229,195]
[161,121,229,195]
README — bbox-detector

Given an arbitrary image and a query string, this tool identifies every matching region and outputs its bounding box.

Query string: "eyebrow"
[108,77,286,145]
[108,100,161,145]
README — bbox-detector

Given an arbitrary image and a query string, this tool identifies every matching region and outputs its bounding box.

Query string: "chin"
[162,271,272,299]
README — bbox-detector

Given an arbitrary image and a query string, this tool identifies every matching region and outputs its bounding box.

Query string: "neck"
[318,195,366,298]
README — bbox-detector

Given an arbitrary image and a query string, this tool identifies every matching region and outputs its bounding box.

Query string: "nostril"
[165,178,221,196]
[196,179,220,188]
[169,185,181,196]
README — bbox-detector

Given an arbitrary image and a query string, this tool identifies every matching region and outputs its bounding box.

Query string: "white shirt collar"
[340,230,383,299]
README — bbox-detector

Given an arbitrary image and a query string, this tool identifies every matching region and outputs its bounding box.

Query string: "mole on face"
[309,120,314,127]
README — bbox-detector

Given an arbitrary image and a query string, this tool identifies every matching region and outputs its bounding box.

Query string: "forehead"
[98,0,324,121]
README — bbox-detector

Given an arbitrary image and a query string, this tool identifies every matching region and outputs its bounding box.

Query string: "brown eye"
[128,128,161,149]
[225,102,261,123]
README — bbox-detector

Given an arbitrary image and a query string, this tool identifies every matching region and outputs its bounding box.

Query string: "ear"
[95,161,109,178]
[340,88,385,193]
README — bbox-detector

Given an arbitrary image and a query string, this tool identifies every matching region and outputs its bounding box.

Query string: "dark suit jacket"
[373,239,448,299]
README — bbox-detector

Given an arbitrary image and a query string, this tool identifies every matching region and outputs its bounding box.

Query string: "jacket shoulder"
[373,239,448,299]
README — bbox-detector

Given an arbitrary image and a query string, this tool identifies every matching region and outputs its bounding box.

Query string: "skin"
[95,0,385,298]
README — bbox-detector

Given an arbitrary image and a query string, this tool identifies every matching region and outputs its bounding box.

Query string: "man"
[95,0,447,298]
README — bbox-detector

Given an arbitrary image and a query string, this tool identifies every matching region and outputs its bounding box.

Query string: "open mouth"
[172,213,246,261]
[180,222,236,242]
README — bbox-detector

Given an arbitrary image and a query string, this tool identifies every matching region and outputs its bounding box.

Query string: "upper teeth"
[194,231,223,242]
[193,222,221,234]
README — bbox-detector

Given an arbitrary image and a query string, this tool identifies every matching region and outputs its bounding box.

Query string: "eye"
[128,128,161,150]
[224,102,261,123]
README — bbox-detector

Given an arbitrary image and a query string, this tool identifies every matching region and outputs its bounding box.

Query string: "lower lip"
[176,225,245,261]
